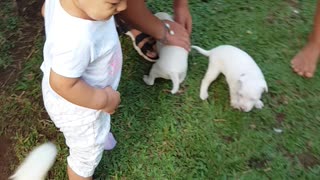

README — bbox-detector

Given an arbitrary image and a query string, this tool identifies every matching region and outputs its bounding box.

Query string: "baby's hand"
[102,87,121,114]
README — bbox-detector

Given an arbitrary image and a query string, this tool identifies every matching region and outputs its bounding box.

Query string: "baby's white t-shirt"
[41,0,122,90]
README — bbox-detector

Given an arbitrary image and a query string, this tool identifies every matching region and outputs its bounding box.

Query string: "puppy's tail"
[10,142,57,180]
[191,45,211,57]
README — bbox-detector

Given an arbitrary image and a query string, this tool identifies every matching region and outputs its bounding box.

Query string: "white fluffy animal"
[143,12,189,94]
[10,142,57,180]
[192,45,268,112]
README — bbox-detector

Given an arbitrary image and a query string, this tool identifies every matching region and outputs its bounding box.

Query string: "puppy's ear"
[237,73,246,89]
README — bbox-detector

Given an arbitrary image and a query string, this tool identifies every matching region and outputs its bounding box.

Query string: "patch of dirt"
[248,157,269,169]
[286,0,299,9]
[0,136,16,179]
[266,0,301,25]
[298,152,320,169]
[276,113,286,124]
[221,135,235,144]
[0,0,44,88]
[0,0,44,179]
[278,144,320,169]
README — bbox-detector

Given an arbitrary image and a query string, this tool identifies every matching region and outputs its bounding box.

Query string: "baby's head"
[236,75,268,112]
[74,0,127,21]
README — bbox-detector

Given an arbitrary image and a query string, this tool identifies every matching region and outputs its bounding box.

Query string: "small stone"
[273,128,283,133]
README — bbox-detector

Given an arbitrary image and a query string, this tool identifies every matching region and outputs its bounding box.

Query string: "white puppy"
[192,45,268,112]
[10,142,57,180]
[143,12,189,94]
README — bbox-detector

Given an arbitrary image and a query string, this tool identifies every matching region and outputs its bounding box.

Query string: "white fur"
[10,142,57,180]
[143,12,189,94]
[192,45,268,112]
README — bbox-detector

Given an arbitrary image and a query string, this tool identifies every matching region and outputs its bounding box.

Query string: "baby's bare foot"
[291,41,320,78]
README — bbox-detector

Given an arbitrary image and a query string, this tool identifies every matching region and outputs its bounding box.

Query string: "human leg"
[291,41,319,78]
[291,0,320,78]
[67,166,92,180]
[62,114,110,179]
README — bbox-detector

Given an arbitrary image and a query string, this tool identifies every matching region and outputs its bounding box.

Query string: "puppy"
[143,12,189,94]
[10,142,57,180]
[192,45,268,112]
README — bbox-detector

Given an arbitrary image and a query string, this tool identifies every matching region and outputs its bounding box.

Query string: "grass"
[0,0,18,69]
[1,0,320,179]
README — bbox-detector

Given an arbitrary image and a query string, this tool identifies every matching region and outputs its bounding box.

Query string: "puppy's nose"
[240,106,249,112]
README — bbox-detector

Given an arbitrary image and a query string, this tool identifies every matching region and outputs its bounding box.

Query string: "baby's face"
[75,0,127,21]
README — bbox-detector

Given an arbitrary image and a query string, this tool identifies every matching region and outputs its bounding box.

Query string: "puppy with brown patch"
[143,12,189,94]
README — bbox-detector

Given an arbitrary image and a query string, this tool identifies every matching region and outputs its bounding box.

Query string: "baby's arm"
[49,69,120,114]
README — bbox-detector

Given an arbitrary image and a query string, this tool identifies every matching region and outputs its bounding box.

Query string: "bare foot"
[291,41,320,78]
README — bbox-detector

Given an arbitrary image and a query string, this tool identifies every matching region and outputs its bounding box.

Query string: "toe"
[298,71,304,76]
[304,72,314,78]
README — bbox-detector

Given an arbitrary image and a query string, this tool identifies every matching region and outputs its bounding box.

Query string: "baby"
[41,0,126,179]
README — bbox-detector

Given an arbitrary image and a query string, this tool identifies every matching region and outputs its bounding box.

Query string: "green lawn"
[1,0,320,179]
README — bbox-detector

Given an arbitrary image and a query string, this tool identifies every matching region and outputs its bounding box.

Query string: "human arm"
[118,0,190,51]
[41,2,45,17]
[49,69,120,114]
[173,0,192,35]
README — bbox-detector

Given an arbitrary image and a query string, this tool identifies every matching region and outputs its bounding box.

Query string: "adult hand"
[102,87,121,114]
[173,0,192,35]
[162,20,191,51]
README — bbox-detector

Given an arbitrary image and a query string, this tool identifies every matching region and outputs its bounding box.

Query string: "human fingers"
[185,18,192,35]
[176,17,192,35]
[103,87,121,113]
[165,21,190,51]
[174,6,192,35]
[167,34,190,52]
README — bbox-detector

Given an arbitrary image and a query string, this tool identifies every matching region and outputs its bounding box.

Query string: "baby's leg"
[68,166,92,180]
[61,114,111,180]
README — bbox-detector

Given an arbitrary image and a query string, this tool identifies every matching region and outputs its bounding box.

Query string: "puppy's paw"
[143,75,154,85]
[171,89,178,94]
[200,92,209,100]
[254,100,264,109]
